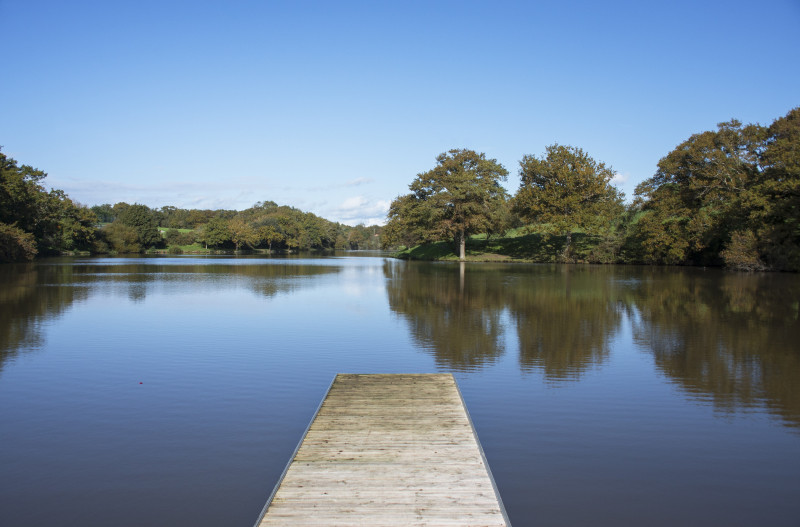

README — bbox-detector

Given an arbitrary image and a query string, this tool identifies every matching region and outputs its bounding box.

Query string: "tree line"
[1,152,382,262]
[382,107,799,271]
[3,106,797,268]
[89,201,382,254]
[1,151,96,261]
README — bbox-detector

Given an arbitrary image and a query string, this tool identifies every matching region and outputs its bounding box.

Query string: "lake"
[1,254,799,526]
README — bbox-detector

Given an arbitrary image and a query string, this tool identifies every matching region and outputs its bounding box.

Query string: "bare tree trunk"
[457,231,466,261]
[562,231,572,261]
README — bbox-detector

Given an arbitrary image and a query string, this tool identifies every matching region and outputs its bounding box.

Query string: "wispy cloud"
[345,177,373,187]
[326,195,390,226]
[50,176,285,210]
[307,177,375,192]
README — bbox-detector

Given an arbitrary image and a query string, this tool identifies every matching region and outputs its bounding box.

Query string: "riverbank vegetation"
[1,149,382,262]
[88,201,383,256]
[383,107,799,272]
[3,107,797,269]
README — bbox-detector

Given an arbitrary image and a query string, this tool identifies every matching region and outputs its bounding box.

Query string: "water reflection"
[510,266,623,381]
[0,258,341,372]
[69,260,341,300]
[384,262,506,370]
[384,261,800,427]
[630,268,800,427]
[3,257,799,429]
[0,262,89,367]
[385,262,626,378]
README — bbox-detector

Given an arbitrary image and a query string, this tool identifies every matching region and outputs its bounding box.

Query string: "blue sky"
[2,0,799,225]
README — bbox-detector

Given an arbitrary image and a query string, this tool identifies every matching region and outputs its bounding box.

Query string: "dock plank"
[254,373,509,526]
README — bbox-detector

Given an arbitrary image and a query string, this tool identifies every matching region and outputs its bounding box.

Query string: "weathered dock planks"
[254,373,509,526]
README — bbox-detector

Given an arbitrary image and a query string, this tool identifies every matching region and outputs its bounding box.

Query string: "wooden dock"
[254,373,509,526]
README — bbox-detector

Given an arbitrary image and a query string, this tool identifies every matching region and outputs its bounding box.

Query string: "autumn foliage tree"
[633,108,799,270]
[228,217,260,251]
[744,107,800,270]
[383,149,509,260]
[633,119,763,265]
[513,144,623,258]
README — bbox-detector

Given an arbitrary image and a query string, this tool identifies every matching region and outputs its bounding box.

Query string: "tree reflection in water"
[3,258,799,429]
[630,268,800,428]
[0,262,89,366]
[510,265,623,381]
[385,261,800,428]
[0,258,340,372]
[384,261,507,370]
[386,262,625,379]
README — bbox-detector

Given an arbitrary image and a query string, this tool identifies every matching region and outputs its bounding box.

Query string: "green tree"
[199,217,231,249]
[348,224,371,250]
[91,204,115,223]
[742,107,800,271]
[111,202,131,219]
[0,149,49,236]
[1,149,97,255]
[299,213,326,249]
[257,223,283,251]
[185,209,211,227]
[384,149,509,260]
[513,144,623,259]
[228,217,260,251]
[631,184,692,265]
[100,222,141,253]
[382,193,428,249]
[720,230,767,271]
[47,192,97,252]
[617,109,799,270]
[164,228,182,246]
[637,119,763,265]
[118,204,162,248]
[0,223,37,262]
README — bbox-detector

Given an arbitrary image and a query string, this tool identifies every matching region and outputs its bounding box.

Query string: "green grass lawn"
[396,230,619,263]
[158,227,194,234]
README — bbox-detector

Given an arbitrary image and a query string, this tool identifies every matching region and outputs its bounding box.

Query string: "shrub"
[100,222,142,253]
[721,230,767,271]
[118,204,162,247]
[164,229,182,245]
[0,223,37,262]
[176,231,196,245]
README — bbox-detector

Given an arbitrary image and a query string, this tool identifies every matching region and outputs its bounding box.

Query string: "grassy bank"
[395,231,623,263]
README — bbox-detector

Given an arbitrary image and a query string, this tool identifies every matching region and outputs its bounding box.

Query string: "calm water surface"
[1,255,799,526]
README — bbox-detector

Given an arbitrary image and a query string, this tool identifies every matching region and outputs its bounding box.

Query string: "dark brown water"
[1,255,799,526]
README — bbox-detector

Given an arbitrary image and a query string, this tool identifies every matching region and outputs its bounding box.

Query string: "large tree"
[638,119,764,264]
[513,144,623,258]
[384,149,509,260]
[629,108,800,271]
[1,149,97,258]
[198,217,231,249]
[743,107,800,270]
[228,217,260,251]
[117,204,162,248]
[0,150,46,233]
